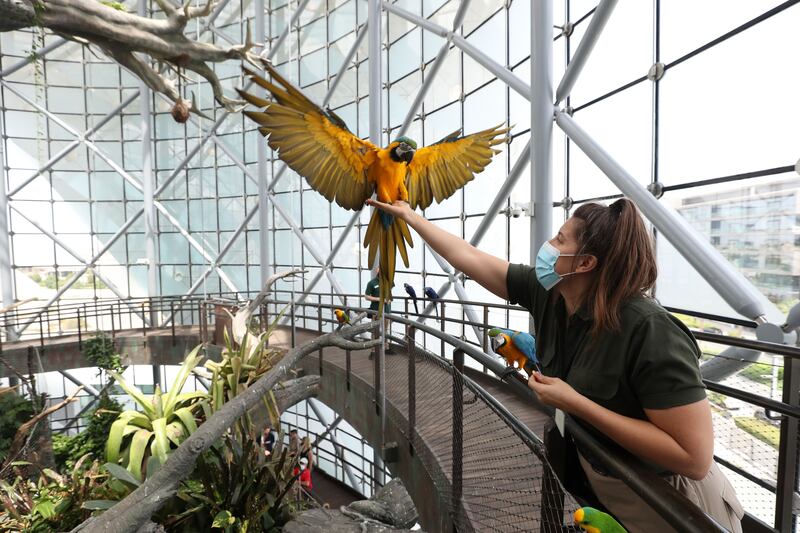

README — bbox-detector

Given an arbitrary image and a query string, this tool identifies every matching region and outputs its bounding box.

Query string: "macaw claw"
[499,365,519,381]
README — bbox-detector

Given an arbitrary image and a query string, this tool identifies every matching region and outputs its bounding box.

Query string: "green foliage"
[29,271,108,290]
[163,312,297,531]
[100,0,127,10]
[739,362,783,387]
[0,457,128,532]
[83,333,122,372]
[53,394,122,470]
[105,346,207,481]
[166,437,300,532]
[0,392,35,464]
[734,417,780,449]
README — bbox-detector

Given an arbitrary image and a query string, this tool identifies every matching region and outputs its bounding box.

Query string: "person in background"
[261,424,275,456]
[364,266,393,353]
[300,435,315,468]
[288,429,300,461]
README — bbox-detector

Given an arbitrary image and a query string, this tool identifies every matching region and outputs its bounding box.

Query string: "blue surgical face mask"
[535,241,580,290]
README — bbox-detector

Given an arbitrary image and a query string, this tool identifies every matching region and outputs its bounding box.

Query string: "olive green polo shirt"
[365,277,391,313]
[506,263,706,460]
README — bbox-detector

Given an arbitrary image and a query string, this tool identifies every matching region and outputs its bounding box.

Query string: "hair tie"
[609,200,624,216]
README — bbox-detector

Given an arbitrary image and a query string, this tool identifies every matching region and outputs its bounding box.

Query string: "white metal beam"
[555,111,778,324]
[308,398,364,493]
[0,38,68,78]
[0,102,17,340]
[256,0,271,287]
[381,2,531,99]
[532,1,554,256]
[555,0,618,104]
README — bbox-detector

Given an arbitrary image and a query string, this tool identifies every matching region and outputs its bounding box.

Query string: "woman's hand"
[365,198,414,223]
[527,372,582,412]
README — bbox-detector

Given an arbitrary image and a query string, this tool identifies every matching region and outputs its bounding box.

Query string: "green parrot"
[574,507,628,533]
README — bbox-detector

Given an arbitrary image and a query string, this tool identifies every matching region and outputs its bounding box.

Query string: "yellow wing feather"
[406,125,510,210]
[240,61,379,211]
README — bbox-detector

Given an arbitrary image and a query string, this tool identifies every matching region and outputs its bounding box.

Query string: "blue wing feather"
[497,328,537,362]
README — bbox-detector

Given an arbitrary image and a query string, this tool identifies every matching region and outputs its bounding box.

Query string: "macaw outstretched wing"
[239,61,378,211]
[405,124,510,210]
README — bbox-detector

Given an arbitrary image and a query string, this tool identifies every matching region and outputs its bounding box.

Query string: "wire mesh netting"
[381,335,579,532]
[697,335,795,527]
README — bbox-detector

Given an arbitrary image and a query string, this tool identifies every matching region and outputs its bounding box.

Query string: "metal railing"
[1,291,797,531]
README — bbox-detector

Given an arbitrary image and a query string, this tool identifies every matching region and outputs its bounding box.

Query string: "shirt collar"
[555,294,593,323]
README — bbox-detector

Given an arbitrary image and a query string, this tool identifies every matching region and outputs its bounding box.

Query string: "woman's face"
[547,217,583,276]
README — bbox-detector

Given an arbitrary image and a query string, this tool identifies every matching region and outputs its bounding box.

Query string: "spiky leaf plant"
[105,345,207,480]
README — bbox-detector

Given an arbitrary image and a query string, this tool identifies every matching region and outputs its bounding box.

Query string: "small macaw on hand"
[334,308,350,329]
[403,283,419,315]
[574,507,627,533]
[238,60,509,316]
[488,327,541,377]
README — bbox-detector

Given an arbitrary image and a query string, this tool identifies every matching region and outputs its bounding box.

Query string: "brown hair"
[572,198,657,337]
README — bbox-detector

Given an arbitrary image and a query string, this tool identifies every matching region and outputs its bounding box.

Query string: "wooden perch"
[72,323,380,533]
[0,0,260,119]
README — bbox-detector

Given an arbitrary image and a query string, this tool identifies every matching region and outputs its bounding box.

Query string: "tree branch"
[72,324,380,533]
[0,386,84,477]
[0,0,257,119]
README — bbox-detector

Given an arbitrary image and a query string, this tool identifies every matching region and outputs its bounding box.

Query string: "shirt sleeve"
[506,263,546,314]
[629,312,707,409]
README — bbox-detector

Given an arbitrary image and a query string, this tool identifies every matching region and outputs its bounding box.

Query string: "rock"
[283,478,422,532]
[283,508,415,533]
[346,478,418,529]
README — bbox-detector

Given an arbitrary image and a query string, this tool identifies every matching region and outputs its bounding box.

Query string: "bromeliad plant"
[166,436,300,531]
[105,345,208,481]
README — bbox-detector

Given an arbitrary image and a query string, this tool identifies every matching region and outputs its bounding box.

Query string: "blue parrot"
[404,283,419,315]
[423,286,440,300]
[488,327,541,377]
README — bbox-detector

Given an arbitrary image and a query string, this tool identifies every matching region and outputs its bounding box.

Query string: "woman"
[300,436,315,468]
[366,197,743,533]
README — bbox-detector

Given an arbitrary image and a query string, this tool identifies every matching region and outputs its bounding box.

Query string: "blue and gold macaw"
[488,327,540,376]
[238,60,509,314]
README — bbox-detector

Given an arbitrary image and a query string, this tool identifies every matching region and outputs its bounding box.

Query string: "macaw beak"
[397,144,415,164]
[490,335,504,352]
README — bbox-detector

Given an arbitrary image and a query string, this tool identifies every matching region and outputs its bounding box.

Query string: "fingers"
[365,198,389,209]
[533,371,551,383]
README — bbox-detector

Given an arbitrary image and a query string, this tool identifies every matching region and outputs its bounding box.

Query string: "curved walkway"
[271,327,577,533]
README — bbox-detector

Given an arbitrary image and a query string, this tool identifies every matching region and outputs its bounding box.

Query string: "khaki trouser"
[579,454,744,533]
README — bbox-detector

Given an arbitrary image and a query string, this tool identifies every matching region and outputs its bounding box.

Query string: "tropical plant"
[0,389,35,464]
[0,456,126,532]
[105,346,208,481]
[53,394,122,470]
[83,333,122,372]
[166,435,301,532]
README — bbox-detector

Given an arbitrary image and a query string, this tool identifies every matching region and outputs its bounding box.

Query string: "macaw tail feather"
[379,211,393,229]
[363,209,413,315]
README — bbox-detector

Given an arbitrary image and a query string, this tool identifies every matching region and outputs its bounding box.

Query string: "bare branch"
[1,386,84,476]
[0,0,257,121]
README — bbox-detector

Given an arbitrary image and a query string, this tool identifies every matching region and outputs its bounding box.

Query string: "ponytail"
[572,198,657,337]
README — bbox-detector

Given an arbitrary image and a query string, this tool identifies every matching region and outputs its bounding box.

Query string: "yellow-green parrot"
[334,308,350,326]
[574,507,628,533]
[238,60,509,314]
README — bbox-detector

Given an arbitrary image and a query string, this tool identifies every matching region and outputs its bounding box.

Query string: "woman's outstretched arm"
[367,199,510,300]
